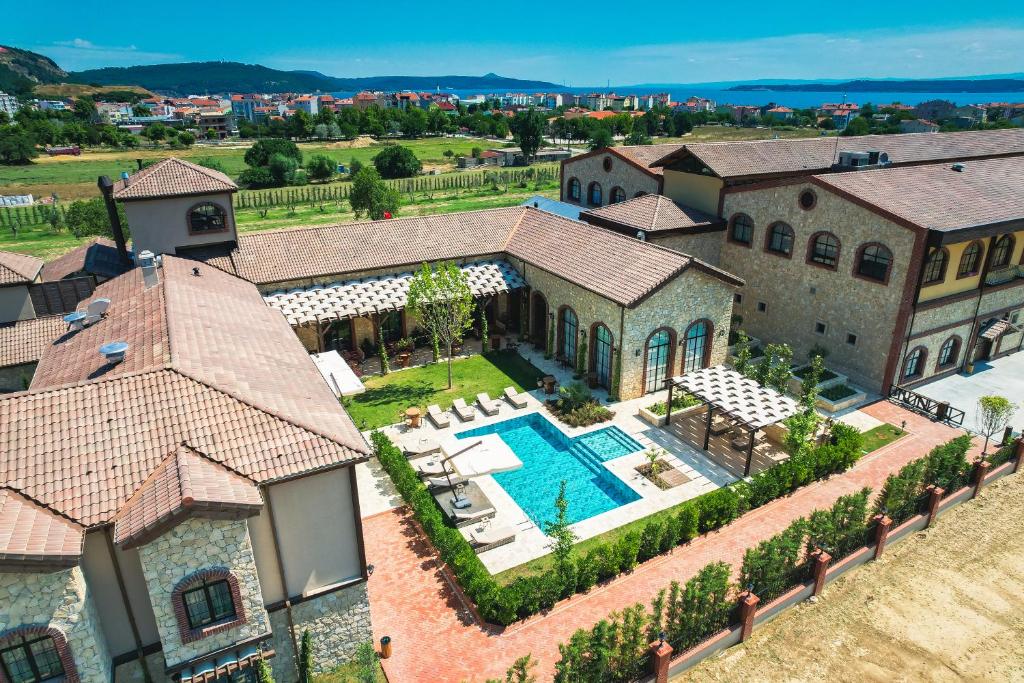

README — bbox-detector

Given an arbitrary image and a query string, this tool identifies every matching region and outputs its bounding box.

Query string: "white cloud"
[41,39,181,70]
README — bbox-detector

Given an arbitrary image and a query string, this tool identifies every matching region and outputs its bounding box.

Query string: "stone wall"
[0,362,34,393]
[0,567,112,683]
[267,582,372,682]
[721,182,917,392]
[651,231,725,266]
[621,268,735,398]
[137,518,270,668]
[113,651,173,683]
[561,152,660,206]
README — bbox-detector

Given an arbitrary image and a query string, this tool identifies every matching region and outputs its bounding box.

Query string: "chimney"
[136,158,144,171]
[97,175,131,267]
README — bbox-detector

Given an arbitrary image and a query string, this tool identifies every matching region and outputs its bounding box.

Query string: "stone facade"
[0,362,34,393]
[0,567,112,683]
[561,152,661,207]
[650,231,724,266]
[137,518,270,668]
[267,582,372,681]
[721,182,917,392]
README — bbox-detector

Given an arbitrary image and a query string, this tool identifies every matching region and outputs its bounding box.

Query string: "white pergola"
[263,260,525,326]
[666,365,801,476]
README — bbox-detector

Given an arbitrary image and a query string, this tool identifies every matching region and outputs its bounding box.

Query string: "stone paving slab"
[363,400,981,683]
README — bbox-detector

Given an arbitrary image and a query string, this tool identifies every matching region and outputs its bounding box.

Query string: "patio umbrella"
[440,436,523,507]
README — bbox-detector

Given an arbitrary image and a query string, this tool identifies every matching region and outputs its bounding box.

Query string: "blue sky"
[7,3,1024,84]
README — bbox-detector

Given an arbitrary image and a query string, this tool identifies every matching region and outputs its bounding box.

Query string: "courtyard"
[914,352,1024,435]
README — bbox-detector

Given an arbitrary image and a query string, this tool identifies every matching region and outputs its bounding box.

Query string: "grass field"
[662,125,825,144]
[342,351,543,431]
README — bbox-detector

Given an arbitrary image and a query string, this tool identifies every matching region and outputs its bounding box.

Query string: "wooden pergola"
[665,365,801,476]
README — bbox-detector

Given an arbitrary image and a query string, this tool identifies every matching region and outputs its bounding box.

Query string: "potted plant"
[395,337,414,367]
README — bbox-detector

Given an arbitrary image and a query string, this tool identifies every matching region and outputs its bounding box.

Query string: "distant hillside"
[70,61,561,95]
[729,78,1024,93]
[0,45,67,95]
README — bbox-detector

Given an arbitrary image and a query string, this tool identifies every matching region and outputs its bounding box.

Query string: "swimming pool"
[456,413,642,527]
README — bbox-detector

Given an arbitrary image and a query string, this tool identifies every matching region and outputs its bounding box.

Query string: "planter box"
[638,402,704,427]
[815,385,867,413]
[787,365,847,395]
[727,335,761,357]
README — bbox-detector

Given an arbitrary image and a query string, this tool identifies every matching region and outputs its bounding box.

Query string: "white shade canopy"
[670,365,801,430]
[443,435,523,477]
[311,351,365,396]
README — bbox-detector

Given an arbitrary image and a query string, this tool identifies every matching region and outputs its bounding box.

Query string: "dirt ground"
[677,471,1024,683]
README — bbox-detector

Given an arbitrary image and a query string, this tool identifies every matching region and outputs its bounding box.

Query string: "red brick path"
[365,402,978,682]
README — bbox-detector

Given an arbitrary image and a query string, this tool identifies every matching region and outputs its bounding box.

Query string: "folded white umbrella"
[442,434,522,477]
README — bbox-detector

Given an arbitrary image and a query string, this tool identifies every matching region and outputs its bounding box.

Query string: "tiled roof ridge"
[501,206,532,250]
[0,366,173,402]
[651,195,665,226]
[0,485,85,529]
[112,447,182,524]
[167,366,370,459]
[168,157,237,187]
[177,442,260,490]
[0,250,44,283]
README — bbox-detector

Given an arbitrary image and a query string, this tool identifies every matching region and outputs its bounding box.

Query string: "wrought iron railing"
[888,386,965,426]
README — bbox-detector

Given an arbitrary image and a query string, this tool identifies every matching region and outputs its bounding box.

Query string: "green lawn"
[861,423,907,453]
[342,351,544,431]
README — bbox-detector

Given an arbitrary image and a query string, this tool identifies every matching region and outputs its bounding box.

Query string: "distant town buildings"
[0,91,19,116]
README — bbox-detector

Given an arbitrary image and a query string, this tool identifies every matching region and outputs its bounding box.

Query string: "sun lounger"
[476,392,500,416]
[503,386,528,409]
[426,404,450,428]
[451,506,495,526]
[452,398,476,422]
[415,461,449,478]
[470,526,517,553]
[425,475,467,491]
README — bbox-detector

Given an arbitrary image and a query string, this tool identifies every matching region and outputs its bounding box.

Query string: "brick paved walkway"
[365,402,978,682]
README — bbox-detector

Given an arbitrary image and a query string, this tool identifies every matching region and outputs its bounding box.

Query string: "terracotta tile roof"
[613,144,684,175]
[0,250,43,285]
[0,488,83,568]
[112,157,238,201]
[581,194,722,233]
[113,445,262,549]
[0,316,67,368]
[41,238,130,281]
[657,128,1024,180]
[2,256,367,529]
[812,156,1024,233]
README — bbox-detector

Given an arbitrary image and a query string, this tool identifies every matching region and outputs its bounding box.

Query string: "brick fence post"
[873,514,892,560]
[739,592,760,643]
[1014,438,1024,474]
[926,485,944,528]
[811,549,832,597]
[648,639,673,683]
[973,460,991,499]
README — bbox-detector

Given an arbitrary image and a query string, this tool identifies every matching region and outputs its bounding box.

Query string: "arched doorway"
[591,323,613,389]
[644,328,675,394]
[531,292,548,347]
[682,320,712,373]
[558,306,578,363]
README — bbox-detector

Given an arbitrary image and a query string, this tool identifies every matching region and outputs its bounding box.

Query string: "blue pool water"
[456,413,642,528]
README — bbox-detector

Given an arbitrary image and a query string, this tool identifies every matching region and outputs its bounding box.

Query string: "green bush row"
[372,420,867,627]
[872,434,974,524]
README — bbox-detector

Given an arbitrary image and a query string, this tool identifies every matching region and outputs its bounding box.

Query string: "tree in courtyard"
[544,480,578,595]
[306,153,335,182]
[297,629,313,683]
[255,658,274,683]
[733,331,752,376]
[976,395,1016,455]
[406,261,474,389]
[511,108,546,162]
[373,144,422,179]
[348,167,400,220]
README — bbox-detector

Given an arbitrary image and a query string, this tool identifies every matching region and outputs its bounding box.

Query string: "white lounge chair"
[470,525,517,553]
[476,392,500,416]
[452,506,495,526]
[425,475,467,491]
[452,398,476,422]
[503,386,528,409]
[426,404,450,429]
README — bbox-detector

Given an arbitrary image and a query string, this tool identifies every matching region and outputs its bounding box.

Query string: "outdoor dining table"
[541,375,557,394]
[405,407,422,428]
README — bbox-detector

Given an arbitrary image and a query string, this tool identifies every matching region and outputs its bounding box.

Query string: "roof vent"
[138,250,160,289]
[192,267,201,276]
[99,341,129,365]
[636,230,647,242]
[951,163,965,172]
[120,171,130,184]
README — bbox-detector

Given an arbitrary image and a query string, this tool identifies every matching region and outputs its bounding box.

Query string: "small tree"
[800,353,825,410]
[544,480,577,585]
[351,642,380,683]
[297,629,313,683]
[976,395,1015,455]
[575,328,588,376]
[373,144,422,179]
[546,316,555,359]
[255,657,274,683]
[733,330,752,375]
[378,328,390,374]
[406,262,474,389]
[349,167,400,220]
[306,154,335,182]
[646,447,666,479]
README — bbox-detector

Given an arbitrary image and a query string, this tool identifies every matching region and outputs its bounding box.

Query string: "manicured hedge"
[872,434,973,524]
[371,420,866,626]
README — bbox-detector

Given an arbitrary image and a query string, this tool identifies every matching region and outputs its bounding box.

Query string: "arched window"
[808,232,840,268]
[591,323,613,389]
[958,241,983,277]
[559,306,578,362]
[729,213,754,246]
[188,202,227,233]
[610,187,626,204]
[991,235,1014,268]
[903,346,926,379]
[173,568,246,643]
[567,177,581,202]
[765,222,795,256]
[587,182,603,206]
[937,336,960,368]
[683,320,712,373]
[0,628,75,683]
[856,243,893,283]
[922,248,948,285]
[643,328,675,394]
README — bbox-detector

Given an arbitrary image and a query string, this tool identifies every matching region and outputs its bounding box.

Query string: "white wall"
[122,192,236,257]
[0,284,35,322]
